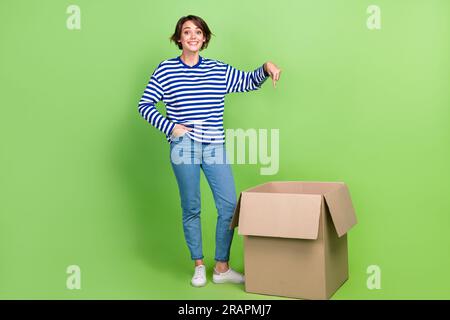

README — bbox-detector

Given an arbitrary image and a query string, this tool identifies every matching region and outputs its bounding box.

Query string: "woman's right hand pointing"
[264,61,282,88]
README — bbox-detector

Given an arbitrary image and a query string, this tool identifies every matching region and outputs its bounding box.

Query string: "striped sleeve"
[225,63,269,94]
[137,73,175,136]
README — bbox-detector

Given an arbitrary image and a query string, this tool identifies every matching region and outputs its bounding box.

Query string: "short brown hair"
[170,15,213,50]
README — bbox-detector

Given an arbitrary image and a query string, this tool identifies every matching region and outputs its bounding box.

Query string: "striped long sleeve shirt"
[138,55,269,144]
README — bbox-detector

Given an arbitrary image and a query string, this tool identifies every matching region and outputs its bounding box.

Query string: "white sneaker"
[212,267,245,284]
[191,265,207,287]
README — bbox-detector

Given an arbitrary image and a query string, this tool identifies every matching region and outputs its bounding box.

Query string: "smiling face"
[177,20,206,53]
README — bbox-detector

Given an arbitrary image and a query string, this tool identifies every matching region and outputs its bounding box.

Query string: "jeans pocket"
[170,132,187,144]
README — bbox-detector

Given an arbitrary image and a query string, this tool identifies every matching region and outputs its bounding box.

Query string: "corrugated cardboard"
[230,181,357,300]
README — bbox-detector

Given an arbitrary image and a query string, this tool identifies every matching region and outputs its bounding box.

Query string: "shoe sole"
[191,281,207,287]
[212,277,244,284]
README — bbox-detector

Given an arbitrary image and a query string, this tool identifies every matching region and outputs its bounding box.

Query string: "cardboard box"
[230,181,357,300]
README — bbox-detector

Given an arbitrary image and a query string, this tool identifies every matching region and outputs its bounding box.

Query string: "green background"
[1,0,449,299]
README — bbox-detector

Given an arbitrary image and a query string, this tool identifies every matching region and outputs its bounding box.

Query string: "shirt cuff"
[263,63,269,77]
[165,121,176,137]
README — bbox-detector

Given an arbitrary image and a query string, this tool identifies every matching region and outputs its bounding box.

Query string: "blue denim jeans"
[169,133,237,262]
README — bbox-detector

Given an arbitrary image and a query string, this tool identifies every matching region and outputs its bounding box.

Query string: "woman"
[138,15,281,287]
